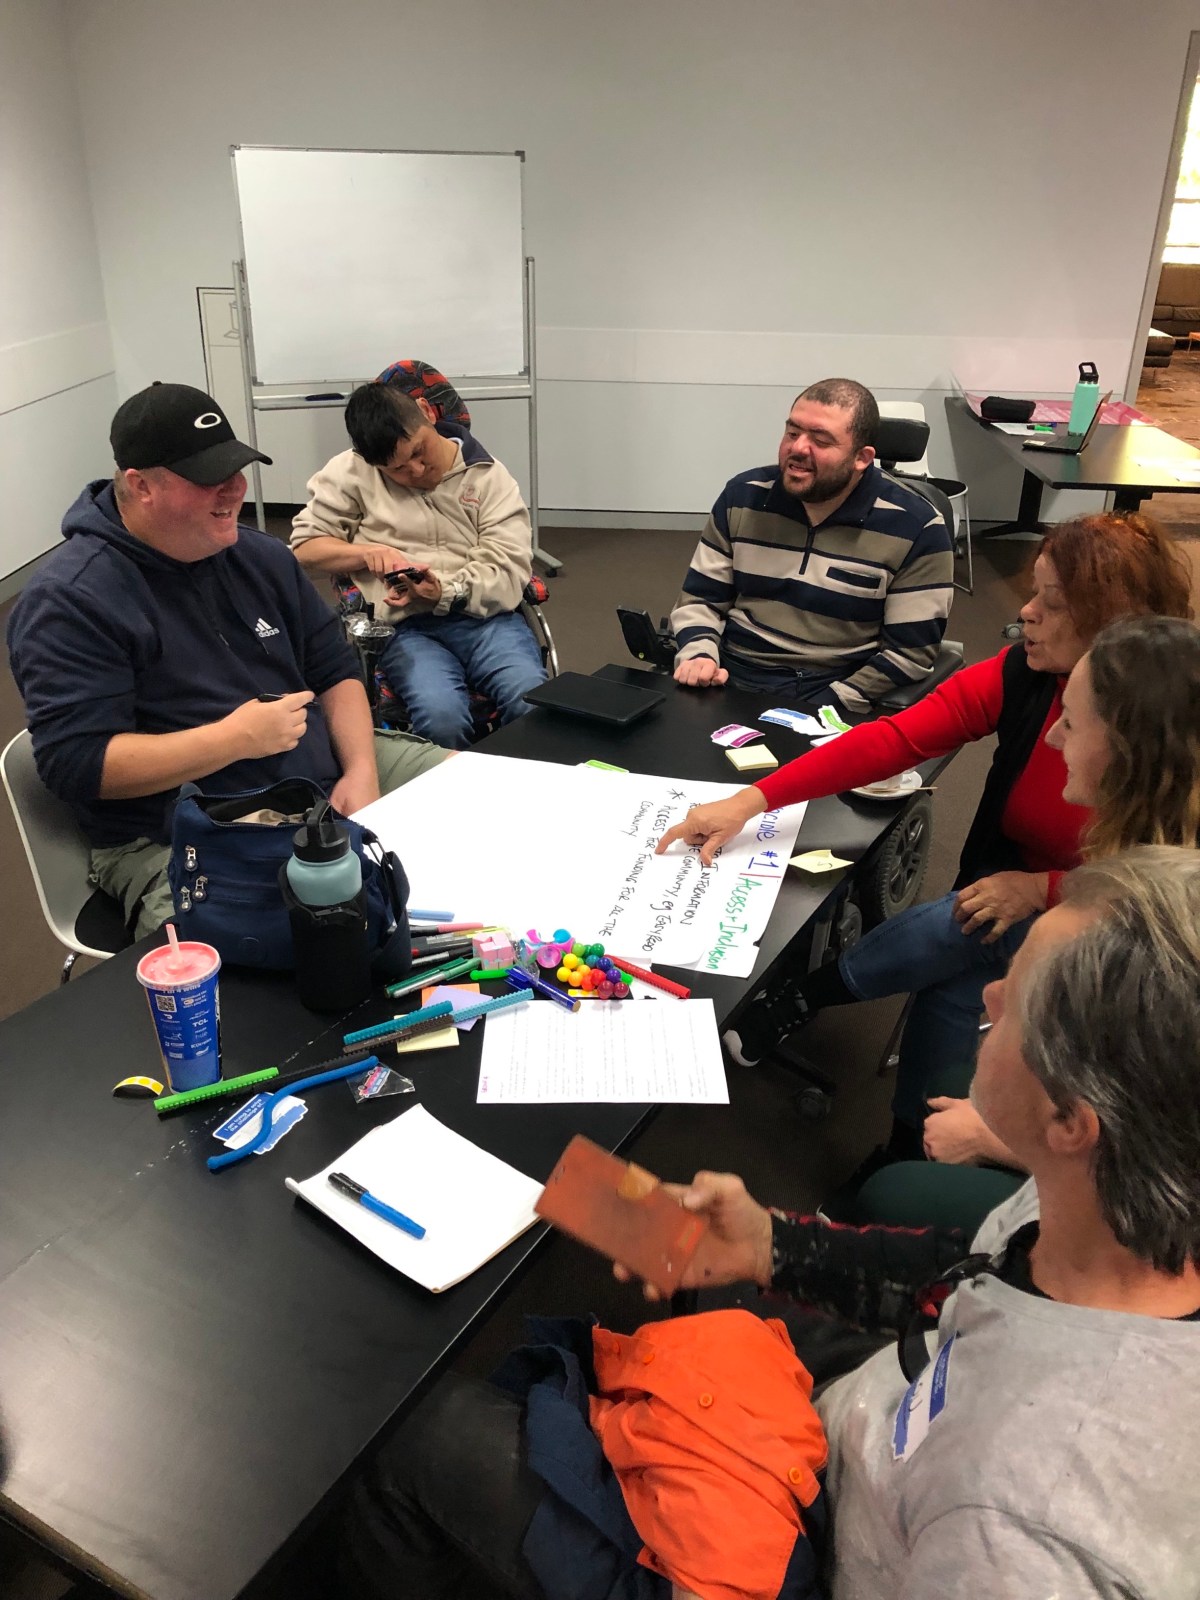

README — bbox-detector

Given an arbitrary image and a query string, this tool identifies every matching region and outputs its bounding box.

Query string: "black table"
[0,670,941,1600]
[949,395,1200,535]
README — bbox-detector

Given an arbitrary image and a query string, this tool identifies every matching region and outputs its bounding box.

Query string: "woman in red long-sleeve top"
[657,512,1192,1159]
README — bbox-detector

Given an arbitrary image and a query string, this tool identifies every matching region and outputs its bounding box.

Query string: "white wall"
[0,0,115,580]
[63,0,1197,519]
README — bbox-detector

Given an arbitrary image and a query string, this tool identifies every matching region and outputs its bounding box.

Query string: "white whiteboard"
[232,146,526,384]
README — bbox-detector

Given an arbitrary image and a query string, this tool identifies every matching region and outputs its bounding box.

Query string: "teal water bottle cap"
[292,802,350,864]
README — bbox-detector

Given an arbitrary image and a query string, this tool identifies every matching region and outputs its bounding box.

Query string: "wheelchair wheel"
[857,794,932,928]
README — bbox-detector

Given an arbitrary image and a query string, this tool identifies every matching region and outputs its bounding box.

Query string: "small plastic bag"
[348,1063,416,1103]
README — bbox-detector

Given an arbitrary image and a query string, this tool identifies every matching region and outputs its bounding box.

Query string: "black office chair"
[873,416,965,711]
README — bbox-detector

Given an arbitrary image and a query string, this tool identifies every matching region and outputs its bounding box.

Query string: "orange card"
[536,1135,708,1296]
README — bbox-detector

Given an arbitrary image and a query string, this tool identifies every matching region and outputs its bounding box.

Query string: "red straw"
[606,954,691,999]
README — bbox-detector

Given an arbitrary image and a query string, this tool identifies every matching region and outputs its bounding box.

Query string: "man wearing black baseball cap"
[7,382,448,936]
[110,381,273,486]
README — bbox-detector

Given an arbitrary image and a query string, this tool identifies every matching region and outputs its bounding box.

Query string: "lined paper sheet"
[285,1105,543,1292]
[476,1000,728,1105]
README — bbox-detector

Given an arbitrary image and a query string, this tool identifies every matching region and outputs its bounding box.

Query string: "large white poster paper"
[356,754,805,979]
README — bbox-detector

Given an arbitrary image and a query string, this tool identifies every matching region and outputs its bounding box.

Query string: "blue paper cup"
[136,941,222,1092]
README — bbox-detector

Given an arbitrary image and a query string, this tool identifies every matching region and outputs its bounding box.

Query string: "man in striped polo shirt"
[670,379,954,712]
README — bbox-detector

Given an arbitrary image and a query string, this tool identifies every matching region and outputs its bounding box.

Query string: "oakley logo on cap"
[194,412,223,429]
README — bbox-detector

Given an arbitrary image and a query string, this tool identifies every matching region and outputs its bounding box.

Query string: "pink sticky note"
[710,723,762,748]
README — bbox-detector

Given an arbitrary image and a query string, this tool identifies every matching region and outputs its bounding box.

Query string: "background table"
[950,394,1200,534]
[0,669,945,1600]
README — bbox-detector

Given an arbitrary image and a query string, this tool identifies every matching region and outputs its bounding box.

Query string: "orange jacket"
[589,1309,828,1600]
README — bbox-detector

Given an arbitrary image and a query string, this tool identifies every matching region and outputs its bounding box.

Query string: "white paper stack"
[285,1105,543,1292]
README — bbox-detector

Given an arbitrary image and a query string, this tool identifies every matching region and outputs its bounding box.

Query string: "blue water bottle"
[285,803,362,906]
[1068,362,1100,434]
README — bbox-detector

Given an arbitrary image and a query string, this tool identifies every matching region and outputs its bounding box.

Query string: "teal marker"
[343,999,453,1047]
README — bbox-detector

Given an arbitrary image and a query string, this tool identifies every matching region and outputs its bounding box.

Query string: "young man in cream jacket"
[292,383,545,747]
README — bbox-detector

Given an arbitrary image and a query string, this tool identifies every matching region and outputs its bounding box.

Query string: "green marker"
[386,954,475,998]
[470,967,511,981]
[155,1067,278,1113]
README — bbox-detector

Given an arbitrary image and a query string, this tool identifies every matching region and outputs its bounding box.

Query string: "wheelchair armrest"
[876,640,964,713]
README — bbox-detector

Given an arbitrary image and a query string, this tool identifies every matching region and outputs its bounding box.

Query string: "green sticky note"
[818,704,852,734]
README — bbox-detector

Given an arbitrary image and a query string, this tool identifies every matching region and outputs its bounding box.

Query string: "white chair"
[1,729,131,983]
[877,400,973,596]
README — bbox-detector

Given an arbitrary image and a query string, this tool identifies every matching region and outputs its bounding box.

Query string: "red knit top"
[754,650,1086,896]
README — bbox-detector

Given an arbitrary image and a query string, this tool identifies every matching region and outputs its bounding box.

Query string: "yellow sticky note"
[789,848,855,874]
[395,1025,459,1055]
[726,745,779,772]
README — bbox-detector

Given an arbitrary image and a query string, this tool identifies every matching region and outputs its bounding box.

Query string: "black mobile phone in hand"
[385,566,425,586]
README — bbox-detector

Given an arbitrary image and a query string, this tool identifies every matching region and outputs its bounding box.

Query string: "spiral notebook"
[285,1105,543,1292]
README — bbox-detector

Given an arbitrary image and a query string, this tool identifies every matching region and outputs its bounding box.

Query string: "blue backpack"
[167,777,412,978]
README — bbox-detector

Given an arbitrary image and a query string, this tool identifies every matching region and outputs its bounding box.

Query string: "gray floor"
[0,523,1038,1594]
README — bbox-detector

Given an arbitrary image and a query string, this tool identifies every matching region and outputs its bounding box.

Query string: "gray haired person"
[334,846,1199,1599]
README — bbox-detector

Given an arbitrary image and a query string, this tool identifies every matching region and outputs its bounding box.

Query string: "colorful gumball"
[571,941,587,958]
[613,982,631,999]
[556,966,572,984]
[596,980,614,999]
[618,971,634,986]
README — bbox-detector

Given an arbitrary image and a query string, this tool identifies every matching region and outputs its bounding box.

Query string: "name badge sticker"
[893,1333,956,1461]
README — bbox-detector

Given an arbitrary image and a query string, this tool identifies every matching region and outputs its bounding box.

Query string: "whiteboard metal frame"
[230,144,556,572]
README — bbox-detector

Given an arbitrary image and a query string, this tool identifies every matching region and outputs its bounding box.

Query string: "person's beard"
[781,452,858,506]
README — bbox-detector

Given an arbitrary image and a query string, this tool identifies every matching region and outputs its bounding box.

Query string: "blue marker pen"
[328,1171,425,1238]
[506,967,580,1013]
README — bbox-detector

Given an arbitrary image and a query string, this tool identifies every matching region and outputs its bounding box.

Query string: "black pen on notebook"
[328,1172,425,1239]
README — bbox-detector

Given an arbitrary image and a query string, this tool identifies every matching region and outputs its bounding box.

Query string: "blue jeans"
[838,891,1034,1129]
[380,612,546,749]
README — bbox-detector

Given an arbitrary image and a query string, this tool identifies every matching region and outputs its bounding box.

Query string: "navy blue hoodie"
[7,481,360,847]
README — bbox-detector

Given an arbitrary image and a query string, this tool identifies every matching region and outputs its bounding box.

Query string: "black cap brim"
[166,439,273,487]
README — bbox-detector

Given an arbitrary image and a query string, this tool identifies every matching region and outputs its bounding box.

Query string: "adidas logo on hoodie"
[254,617,280,639]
